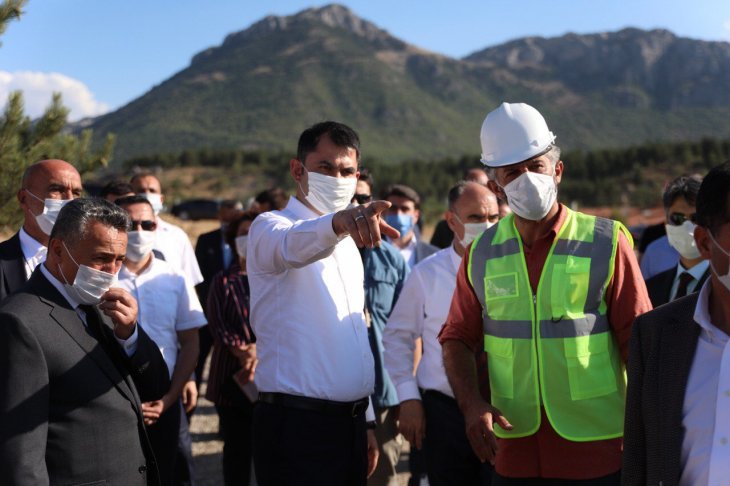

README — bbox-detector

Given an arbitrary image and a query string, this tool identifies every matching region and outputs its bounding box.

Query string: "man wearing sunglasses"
[115,195,207,485]
[645,175,710,307]
[0,159,82,302]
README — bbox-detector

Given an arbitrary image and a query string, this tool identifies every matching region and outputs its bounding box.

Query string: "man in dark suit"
[0,198,169,485]
[645,175,710,307]
[623,162,730,485]
[0,159,82,302]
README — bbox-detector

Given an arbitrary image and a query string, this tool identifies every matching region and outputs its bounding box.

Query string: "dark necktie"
[79,304,121,360]
[675,272,694,300]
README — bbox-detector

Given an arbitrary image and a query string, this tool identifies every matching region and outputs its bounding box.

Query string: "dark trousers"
[147,399,181,486]
[422,390,492,486]
[217,401,254,486]
[491,471,621,485]
[173,401,196,486]
[194,325,213,391]
[253,400,368,486]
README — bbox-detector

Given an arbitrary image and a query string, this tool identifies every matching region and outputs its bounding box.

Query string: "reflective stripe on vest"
[468,208,626,441]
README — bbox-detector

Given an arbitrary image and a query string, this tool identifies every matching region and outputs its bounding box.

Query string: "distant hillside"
[85,4,730,164]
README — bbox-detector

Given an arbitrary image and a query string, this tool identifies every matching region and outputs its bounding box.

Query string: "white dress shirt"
[154,218,204,286]
[19,227,47,278]
[117,254,207,377]
[670,260,710,301]
[248,196,375,406]
[39,263,138,355]
[680,280,730,485]
[383,245,461,402]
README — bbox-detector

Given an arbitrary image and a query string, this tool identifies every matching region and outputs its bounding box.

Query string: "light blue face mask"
[385,213,414,237]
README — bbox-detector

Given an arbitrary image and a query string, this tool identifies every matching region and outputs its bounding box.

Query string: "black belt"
[258,392,369,417]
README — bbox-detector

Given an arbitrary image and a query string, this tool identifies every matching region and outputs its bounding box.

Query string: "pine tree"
[0,0,116,230]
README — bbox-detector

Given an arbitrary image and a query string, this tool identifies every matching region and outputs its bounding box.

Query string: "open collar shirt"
[247,196,375,406]
[117,254,207,377]
[680,280,730,486]
[19,227,47,279]
[383,245,461,402]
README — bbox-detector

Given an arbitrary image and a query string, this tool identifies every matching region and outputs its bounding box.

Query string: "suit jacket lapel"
[30,271,140,411]
[1,233,28,294]
[658,294,701,480]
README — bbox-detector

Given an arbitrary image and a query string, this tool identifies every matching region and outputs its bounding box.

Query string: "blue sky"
[1,0,729,120]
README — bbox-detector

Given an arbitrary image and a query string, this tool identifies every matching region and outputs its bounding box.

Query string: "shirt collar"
[284,195,321,220]
[676,259,710,281]
[693,279,729,344]
[39,262,82,310]
[19,226,46,260]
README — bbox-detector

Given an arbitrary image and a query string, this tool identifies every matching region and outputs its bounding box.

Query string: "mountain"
[87,4,730,164]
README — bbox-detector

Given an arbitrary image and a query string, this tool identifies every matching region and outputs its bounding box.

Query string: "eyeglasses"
[129,220,157,231]
[668,212,696,226]
[353,194,372,205]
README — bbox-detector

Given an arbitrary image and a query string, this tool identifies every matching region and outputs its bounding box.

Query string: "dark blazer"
[645,265,710,308]
[414,240,439,266]
[622,292,702,486]
[0,268,170,485]
[0,232,27,302]
[195,228,226,312]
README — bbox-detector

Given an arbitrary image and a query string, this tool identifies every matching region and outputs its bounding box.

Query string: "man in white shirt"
[115,195,207,486]
[623,161,730,485]
[130,172,204,287]
[383,181,498,485]
[0,159,82,301]
[248,121,398,485]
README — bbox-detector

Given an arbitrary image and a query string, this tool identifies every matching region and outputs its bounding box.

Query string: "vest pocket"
[563,332,617,400]
[484,337,514,399]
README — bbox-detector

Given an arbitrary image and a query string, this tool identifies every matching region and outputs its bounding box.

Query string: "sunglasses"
[667,212,696,226]
[353,194,372,205]
[129,219,157,231]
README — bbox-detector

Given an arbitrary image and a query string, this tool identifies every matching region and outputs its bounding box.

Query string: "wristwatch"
[366,420,377,430]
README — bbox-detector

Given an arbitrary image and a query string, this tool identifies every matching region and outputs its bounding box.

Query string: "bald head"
[17,159,83,244]
[446,181,499,252]
[464,168,489,187]
[449,181,497,213]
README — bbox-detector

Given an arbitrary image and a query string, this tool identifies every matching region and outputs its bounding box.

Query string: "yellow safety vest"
[467,208,627,441]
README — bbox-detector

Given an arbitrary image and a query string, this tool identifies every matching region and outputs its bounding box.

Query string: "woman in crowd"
[205,211,258,486]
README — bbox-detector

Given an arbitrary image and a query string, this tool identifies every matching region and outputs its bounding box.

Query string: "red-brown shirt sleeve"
[606,231,653,362]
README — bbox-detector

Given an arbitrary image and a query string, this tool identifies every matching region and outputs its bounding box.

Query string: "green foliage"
[0,0,25,44]
[122,136,730,222]
[0,92,116,229]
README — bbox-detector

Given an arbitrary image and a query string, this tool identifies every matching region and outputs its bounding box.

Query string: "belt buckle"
[350,402,359,417]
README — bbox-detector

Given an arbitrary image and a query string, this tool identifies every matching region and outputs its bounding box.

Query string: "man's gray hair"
[485,144,562,181]
[50,198,130,247]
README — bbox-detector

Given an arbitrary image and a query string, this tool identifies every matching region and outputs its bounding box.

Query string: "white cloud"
[0,71,110,121]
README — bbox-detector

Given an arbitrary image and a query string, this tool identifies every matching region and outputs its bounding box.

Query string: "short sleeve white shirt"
[154,218,204,286]
[117,255,207,377]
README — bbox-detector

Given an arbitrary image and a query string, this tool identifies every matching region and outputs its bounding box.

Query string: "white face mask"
[60,242,118,305]
[708,231,730,292]
[235,235,248,259]
[500,171,557,221]
[26,190,71,235]
[126,230,156,262]
[140,193,164,215]
[300,169,357,215]
[665,221,701,260]
[453,213,495,247]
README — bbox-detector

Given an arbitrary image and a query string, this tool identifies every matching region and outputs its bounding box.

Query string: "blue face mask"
[385,213,414,237]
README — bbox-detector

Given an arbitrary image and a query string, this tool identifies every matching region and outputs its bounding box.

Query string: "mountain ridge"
[85,4,730,164]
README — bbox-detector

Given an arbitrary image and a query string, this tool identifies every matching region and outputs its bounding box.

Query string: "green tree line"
[123,137,730,210]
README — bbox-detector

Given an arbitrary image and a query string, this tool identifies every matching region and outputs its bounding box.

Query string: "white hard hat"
[480,102,556,168]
